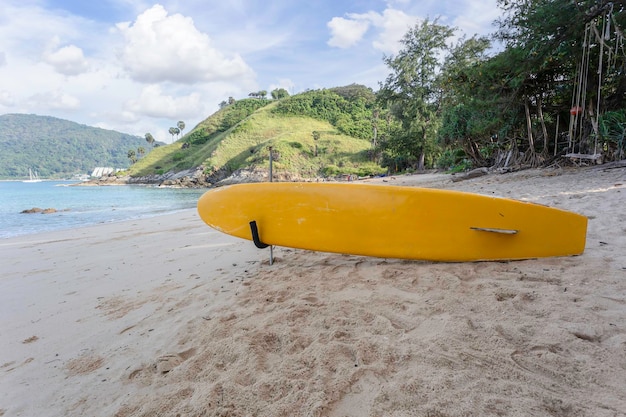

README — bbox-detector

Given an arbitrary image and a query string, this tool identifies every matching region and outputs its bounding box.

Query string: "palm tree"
[127,149,137,164]
[168,127,177,142]
[145,132,155,147]
[137,146,145,158]
[177,121,185,138]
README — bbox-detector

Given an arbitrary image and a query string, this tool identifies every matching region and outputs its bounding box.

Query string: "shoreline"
[1,180,208,240]
[1,207,202,241]
[2,167,626,416]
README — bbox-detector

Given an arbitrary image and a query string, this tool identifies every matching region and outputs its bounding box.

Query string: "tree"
[271,88,290,99]
[127,149,137,164]
[482,0,626,165]
[378,18,455,170]
[137,146,145,158]
[145,132,155,147]
[437,36,497,166]
[249,90,268,99]
[312,131,321,156]
[177,121,186,137]
[168,127,177,141]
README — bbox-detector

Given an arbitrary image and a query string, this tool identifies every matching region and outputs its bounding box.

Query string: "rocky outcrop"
[214,167,304,186]
[21,207,68,214]
[156,167,212,188]
[77,175,129,186]
[76,166,310,188]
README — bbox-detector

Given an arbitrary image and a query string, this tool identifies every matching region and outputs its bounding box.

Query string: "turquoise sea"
[0,181,208,239]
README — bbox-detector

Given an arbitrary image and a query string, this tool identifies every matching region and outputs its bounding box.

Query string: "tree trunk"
[524,101,535,150]
[537,96,549,154]
[524,101,545,167]
[418,152,425,171]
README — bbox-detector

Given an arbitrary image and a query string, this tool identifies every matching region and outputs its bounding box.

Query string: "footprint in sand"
[155,348,197,374]
[65,355,104,376]
[22,335,39,344]
[130,348,197,379]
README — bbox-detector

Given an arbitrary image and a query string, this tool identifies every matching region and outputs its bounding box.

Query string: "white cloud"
[327,17,370,48]
[327,8,418,55]
[0,90,14,107]
[43,39,89,76]
[452,1,501,38]
[369,9,417,54]
[268,78,296,95]
[27,90,81,110]
[116,4,255,84]
[0,52,6,67]
[124,84,204,119]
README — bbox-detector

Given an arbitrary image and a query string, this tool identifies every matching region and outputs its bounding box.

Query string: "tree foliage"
[271,88,290,99]
[272,86,376,140]
[378,19,454,171]
[177,121,186,137]
[378,0,626,171]
[249,90,268,99]
[145,132,155,147]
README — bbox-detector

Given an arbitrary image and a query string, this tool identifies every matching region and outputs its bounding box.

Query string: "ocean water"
[0,181,208,239]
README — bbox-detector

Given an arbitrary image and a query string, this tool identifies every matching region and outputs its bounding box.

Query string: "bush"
[219,99,270,132]
[272,89,375,140]
[321,165,340,177]
[187,130,209,145]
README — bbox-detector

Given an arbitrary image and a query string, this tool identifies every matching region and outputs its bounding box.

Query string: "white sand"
[1,166,625,417]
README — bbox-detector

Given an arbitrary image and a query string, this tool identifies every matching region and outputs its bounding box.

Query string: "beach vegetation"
[436,0,626,168]
[376,0,626,171]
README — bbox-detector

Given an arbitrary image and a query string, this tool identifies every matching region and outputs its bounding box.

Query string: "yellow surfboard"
[197,182,587,262]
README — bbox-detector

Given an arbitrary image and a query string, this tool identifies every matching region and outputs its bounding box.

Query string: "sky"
[0,0,501,144]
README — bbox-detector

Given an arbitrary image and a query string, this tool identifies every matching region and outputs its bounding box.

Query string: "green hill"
[0,114,155,179]
[128,85,386,182]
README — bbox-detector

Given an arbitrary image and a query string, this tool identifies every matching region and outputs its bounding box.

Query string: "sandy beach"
[1,166,625,417]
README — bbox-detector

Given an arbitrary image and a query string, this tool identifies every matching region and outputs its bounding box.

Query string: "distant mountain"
[0,114,156,179]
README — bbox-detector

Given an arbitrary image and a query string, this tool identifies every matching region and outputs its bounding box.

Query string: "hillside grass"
[129,100,385,179]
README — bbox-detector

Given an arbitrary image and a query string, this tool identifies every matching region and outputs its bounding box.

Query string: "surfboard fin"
[249,221,270,248]
[470,227,518,235]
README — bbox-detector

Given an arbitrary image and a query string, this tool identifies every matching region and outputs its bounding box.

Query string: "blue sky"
[0,0,501,143]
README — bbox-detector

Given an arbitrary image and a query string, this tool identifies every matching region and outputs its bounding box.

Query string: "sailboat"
[23,168,42,183]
